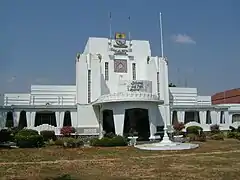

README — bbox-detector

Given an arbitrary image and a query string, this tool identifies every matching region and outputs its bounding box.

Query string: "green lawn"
[0,139,240,179]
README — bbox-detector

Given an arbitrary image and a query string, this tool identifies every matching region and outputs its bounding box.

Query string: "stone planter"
[128,136,138,146]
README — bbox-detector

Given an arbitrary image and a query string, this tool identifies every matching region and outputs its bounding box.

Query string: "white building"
[0,34,240,139]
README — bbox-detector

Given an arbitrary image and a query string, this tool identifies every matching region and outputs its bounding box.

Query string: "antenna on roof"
[159,12,164,58]
[109,12,112,39]
[128,16,131,42]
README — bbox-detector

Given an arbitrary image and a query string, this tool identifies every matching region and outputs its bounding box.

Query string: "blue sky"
[0,0,239,95]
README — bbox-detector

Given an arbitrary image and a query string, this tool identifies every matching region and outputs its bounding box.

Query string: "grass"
[0,139,240,179]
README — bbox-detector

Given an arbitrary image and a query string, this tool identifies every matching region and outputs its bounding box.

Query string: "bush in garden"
[210,124,220,134]
[186,126,203,135]
[104,132,116,138]
[187,133,206,142]
[40,130,56,141]
[173,122,185,131]
[60,126,75,136]
[90,135,127,147]
[54,139,64,146]
[0,129,12,142]
[62,137,84,148]
[227,131,238,138]
[210,133,224,140]
[14,129,44,148]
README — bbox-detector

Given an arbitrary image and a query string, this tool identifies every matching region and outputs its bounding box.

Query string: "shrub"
[173,122,185,131]
[54,139,64,146]
[0,129,12,142]
[60,126,75,136]
[210,124,220,134]
[104,132,116,138]
[40,130,56,141]
[90,135,127,147]
[62,137,84,148]
[236,133,240,141]
[14,129,44,148]
[210,133,224,140]
[227,131,238,138]
[16,129,39,136]
[186,126,203,135]
[187,133,206,142]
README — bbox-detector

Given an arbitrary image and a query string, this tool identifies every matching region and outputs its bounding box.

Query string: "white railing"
[93,92,161,104]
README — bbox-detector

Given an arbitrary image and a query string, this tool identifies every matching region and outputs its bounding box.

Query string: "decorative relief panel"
[114,59,127,73]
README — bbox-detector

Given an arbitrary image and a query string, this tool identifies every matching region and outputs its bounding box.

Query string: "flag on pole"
[109,12,112,20]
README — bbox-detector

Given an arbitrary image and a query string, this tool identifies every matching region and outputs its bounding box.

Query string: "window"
[88,70,91,103]
[105,62,109,80]
[132,63,136,80]
[157,72,160,95]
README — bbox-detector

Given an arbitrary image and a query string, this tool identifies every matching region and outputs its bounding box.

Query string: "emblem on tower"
[114,32,127,48]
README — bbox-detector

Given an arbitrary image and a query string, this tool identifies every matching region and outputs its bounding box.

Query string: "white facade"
[1,36,240,137]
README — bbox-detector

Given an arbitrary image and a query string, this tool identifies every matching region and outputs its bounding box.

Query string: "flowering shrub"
[173,122,185,131]
[60,126,75,136]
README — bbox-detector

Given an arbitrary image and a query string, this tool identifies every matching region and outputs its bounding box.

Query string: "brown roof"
[212,88,240,104]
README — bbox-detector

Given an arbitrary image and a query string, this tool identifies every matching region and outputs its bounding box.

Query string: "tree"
[169,83,176,87]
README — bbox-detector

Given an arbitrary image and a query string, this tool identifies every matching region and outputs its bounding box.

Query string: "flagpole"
[128,16,131,41]
[109,12,112,39]
[159,12,164,57]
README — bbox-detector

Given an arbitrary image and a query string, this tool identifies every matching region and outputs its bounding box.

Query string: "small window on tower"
[105,62,109,80]
[88,70,91,103]
[132,63,136,80]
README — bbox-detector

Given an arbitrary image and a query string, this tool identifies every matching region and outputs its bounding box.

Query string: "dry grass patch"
[0,139,240,179]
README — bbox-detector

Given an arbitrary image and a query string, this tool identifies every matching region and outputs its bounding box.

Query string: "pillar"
[30,112,36,127]
[199,111,206,124]
[216,111,221,124]
[170,111,173,124]
[59,112,64,127]
[55,112,60,127]
[70,112,77,127]
[0,112,7,128]
[177,111,185,123]
[229,114,233,124]
[26,112,31,127]
[99,110,103,138]
[13,111,20,127]
[224,111,230,125]
[149,107,157,138]
[113,107,125,136]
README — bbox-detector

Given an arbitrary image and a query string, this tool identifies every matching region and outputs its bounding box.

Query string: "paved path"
[0,149,240,166]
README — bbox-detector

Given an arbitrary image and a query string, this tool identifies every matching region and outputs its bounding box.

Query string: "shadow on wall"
[101,74,110,95]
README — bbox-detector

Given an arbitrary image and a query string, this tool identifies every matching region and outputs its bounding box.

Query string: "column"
[55,112,60,127]
[224,111,230,125]
[113,107,125,136]
[0,112,6,128]
[177,111,185,123]
[210,110,217,124]
[30,112,36,127]
[99,110,103,138]
[229,114,233,124]
[170,111,173,124]
[70,112,77,127]
[59,112,64,127]
[13,111,20,127]
[26,112,31,127]
[199,111,206,124]
[149,108,157,138]
[216,111,221,124]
